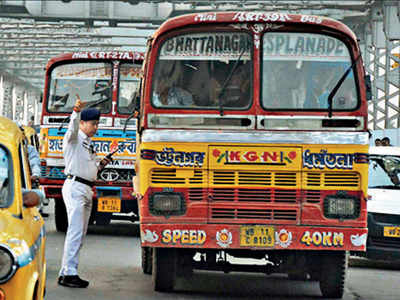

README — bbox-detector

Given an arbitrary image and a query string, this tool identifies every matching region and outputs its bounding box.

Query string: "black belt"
[66,175,94,187]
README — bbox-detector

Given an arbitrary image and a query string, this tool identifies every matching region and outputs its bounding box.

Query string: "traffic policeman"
[58,97,110,288]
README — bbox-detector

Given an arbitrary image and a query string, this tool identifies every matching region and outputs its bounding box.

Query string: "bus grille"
[188,188,204,201]
[210,188,299,203]
[304,190,321,203]
[212,171,298,187]
[151,169,204,185]
[151,169,358,190]
[210,207,298,221]
[304,172,360,188]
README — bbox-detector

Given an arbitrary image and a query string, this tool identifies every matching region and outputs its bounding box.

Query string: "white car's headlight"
[0,246,17,283]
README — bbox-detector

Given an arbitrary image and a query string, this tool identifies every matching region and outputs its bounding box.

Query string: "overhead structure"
[0,0,398,130]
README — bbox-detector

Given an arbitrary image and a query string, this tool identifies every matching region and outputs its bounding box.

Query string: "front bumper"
[366,212,400,260]
[140,223,367,251]
[42,184,135,201]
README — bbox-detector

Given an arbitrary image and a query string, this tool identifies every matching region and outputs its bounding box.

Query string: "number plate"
[240,225,274,247]
[384,226,400,238]
[97,197,121,213]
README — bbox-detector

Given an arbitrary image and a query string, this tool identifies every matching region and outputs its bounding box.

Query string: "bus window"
[48,62,112,113]
[261,32,358,110]
[152,32,252,109]
[118,63,141,114]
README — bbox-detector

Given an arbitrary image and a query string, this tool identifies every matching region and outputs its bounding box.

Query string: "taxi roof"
[0,117,23,146]
[369,146,400,156]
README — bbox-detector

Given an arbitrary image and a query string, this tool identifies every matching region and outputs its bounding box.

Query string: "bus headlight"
[0,246,17,283]
[323,193,360,219]
[149,192,186,217]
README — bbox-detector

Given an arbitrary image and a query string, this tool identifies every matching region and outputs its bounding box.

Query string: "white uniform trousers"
[59,178,93,276]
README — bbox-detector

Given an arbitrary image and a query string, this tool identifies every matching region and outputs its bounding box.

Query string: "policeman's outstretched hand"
[98,157,112,171]
[73,94,86,112]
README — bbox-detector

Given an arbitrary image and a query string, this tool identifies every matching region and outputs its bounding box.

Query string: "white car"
[366,146,400,260]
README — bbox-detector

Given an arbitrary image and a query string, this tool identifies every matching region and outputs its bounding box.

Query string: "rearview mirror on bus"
[365,74,372,101]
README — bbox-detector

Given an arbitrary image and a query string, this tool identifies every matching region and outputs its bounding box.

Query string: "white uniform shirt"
[63,111,98,182]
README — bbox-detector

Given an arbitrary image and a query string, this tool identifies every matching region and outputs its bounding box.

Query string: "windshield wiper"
[369,185,399,189]
[58,97,111,131]
[217,47,246,116]
[327,54,361,118]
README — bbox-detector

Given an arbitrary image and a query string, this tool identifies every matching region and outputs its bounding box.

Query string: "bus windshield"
[152,31,252,109]
[48,62,112,113]
[262,32,358,110]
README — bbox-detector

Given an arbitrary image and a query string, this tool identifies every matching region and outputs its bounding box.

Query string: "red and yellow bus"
[136,12,370,298]
[40,51,143,231]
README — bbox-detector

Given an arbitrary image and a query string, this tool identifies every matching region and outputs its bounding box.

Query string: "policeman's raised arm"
[64,95,85,143]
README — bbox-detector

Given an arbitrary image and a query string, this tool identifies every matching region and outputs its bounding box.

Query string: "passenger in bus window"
[153,77,194,107]
[333,81,357,109]
[153,60,194,107]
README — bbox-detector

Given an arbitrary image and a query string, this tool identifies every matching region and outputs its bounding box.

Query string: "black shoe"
[58,275,89,288]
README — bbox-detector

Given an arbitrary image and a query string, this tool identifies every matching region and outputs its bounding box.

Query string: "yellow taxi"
[0,117,46,300]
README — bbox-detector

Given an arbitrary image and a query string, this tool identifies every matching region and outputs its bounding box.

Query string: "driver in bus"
[209,61,250,107]
[153,76,194,107]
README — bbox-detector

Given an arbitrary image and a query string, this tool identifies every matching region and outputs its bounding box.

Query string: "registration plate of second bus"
[384,226,400,238]
[97,197,121,213]
[240,225,274,247]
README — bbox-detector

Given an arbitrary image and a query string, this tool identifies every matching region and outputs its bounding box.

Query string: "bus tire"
[54,198,68,233]
[152,247,176,292]
[319,251,347,299]
[142,246,153,275]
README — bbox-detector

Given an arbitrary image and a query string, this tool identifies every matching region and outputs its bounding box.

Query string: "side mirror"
[365,74,372,101]
[23,191,40,208]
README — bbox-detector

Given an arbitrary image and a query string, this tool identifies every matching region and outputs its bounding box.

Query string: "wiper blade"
[327,54,361,118]
[217,47,246,116]
[58,96,110,131]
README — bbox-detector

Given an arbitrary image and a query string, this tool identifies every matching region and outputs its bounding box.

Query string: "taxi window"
[0,146,12,207]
